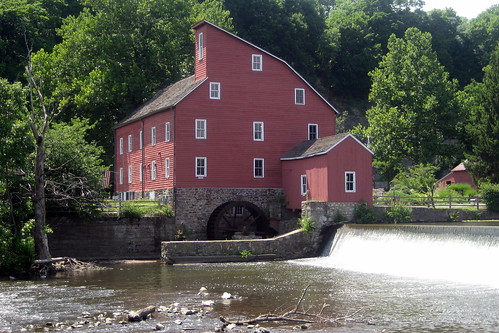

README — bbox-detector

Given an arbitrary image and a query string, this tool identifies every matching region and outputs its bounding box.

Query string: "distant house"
[114,20,372,239]
[437,162,476,189]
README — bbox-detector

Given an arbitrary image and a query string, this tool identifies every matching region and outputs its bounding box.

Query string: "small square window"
[151,161,157,180]
[128,134,133,152]
[165,158,170,179]
[308,124,318,140]
[128,165,133,183]
[196,119,206,139]
[252,54,262,71]
[119,138,124,155]
[210,82,220,99]
[295,88,305,105]
[165,122,171,142]
[345,171,356,192]
[151,127,156,146]
[253,121,264,141]
[301,174,307,196]
[254,158,264,178]
[196,157,207,178]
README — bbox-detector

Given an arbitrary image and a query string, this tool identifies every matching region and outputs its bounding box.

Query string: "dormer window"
[252,54,262,71]
[198,33,204,60]
[295,88,305,105]
[210,82,220,99]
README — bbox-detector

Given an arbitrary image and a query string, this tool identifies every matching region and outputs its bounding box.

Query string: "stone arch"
[206,201,277,240]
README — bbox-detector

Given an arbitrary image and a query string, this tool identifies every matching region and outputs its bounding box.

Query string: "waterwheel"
[207,201,276,240]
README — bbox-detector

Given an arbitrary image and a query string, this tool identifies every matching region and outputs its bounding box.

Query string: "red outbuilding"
[114,21,372,239]
[436,162,476,189]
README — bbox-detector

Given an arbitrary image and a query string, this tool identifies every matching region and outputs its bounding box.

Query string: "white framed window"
[210,82,220,99]
[119,167,123,185]
[128,165,133,183]
[308,124,318,140]
[119,137,124,155]
[165,122,171,142]
[252,54,262,71]
[198,32,204,60]
[254,158,264,178]
[151,127,156,146]
[151,160,157,180]
[196,157,207,178]
[196,119,206,139]
[165,158,170,179]
[345,171,356,192]
[139,163,143,182]
[301,174,307,196]
[295,88,305,105]
[253,121,264,141]
[139,130,143,149]
[234,206,244,216]
[128,134,133,152]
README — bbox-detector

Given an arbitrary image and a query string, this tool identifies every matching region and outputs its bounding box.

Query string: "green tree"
[467,5,499,70]
[32,0,232,162]
[355,28,459,181]
[460,45,499,183]
[392,163,439,207]
[45,118,108,216]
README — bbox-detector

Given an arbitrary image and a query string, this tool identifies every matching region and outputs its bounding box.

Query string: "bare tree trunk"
[33,135,51,260]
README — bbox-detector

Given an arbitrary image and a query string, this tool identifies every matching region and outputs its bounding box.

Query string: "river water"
[1,224,498,332]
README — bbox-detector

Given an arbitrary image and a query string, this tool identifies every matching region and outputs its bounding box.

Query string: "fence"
[102,198,170,216]
[373,195,484,210]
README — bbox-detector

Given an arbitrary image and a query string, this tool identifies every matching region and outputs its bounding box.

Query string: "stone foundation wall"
[302,201,357,228]
[173,187,284,239]
[47,216,176,260]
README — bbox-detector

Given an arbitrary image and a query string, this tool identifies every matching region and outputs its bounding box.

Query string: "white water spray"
[300,224,499,287]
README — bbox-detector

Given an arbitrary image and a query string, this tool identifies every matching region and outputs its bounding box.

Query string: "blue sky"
[422,0,497,19]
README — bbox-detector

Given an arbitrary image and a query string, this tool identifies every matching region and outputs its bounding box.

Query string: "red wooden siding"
[282,136,373,209]
[437,170,476,189]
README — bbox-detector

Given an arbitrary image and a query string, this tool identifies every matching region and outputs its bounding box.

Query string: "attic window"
[252,54,262,71]
[295,88,305,105]
[345,171,356,192]
[198,33,204,60]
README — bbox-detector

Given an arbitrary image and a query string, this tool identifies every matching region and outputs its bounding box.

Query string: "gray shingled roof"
[115,75,205,128]
[281,133,372,160]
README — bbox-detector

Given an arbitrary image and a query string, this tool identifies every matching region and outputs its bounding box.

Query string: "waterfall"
[301,224,499,287]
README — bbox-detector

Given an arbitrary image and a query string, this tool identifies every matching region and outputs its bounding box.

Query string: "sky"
[422,0,498,19]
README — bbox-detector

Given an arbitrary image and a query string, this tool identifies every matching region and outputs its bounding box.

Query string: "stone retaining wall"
[48,216,176,260]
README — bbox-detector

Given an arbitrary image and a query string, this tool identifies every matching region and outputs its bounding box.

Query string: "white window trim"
[139,130,143,149]
[128,134,133,152]
[139,163,143,182]
[119,167,123,185]
[119,137,124,155]
[210,82,220,100]
[198,32,204,60]
[165,158,170,179]
[253,121,264,141]
[196,157,207,178]
[308,124,318,140]
[345,171,356,193]
[295,88,305,105]
[151,160,157,180]
[165,122,171,142]
[128,165,133,184]
[301,174,307,196]
[252,54,262,71]
[254,158,264,178]
[151,127,156,146]
[195,119,207,139]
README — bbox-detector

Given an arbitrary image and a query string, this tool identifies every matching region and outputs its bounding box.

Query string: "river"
[1,224,498,332]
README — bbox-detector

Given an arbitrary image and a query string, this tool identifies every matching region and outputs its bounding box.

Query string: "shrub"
[298,216,316,233]
[353,201,375,224]
[448,183,477,197]
[481,183,499,212]
[120,202,147,218]
[387,203,412,224]
[239,249,253,259]
[0,220,35,276]
[148,205,174,217]
[333,210,346,222]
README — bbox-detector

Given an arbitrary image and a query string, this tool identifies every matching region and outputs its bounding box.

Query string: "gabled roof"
[115,75,206,128]
[451,162,467,172]
[192,20,339,114]
[281,133,373,161]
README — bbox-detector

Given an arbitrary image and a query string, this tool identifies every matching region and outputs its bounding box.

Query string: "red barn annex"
[114,20,372,239]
